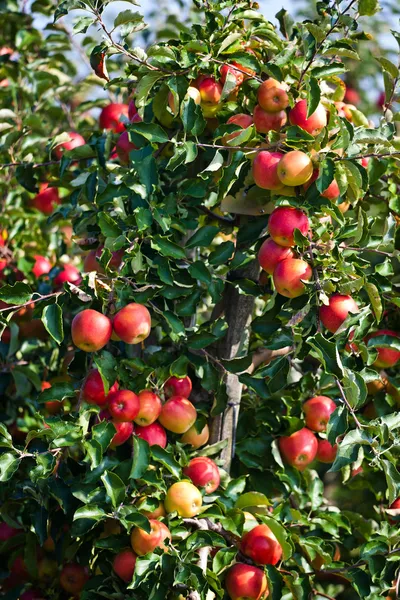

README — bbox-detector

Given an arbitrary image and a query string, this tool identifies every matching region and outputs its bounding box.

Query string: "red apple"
[130,519,171,555]
[225,563,268,600]
[113,549,137,582]
[258,86,289,112]
[164,375,192,398]
[60,563,88,595]
[42,381,63,415]
[289,99,327,135]
[303,396,336,432]
[83,246,124,273]
[223,114,253,144]
[31,185,60,215]
[0,522,20,541]
[116,131,137,164]
[240,523,282,566]
[99,103,129,133]
[181,423,209,448]
[164,481,203,517]
[252,151,285,191]
[32,255,52,278]
[82,369,118,406]
[273,258,312,298]
[135,422,167,447]
[110,421,134,448]
[277,151,313,187]
[71,309,112,352]
[319,294,359,333]
[257,78,288,105]
[54,132,85,159]
[278,427,318,470]
[253,104,287,133]
[344,87,360,105]
[108,389,140,422]
[366,329,400,369]
[183,456,220,493]
[197,76,222,104]
[134,390,162,426]
[128,99,141,122]
[316,439,337,463]
[361,157,369,168]
[258,238,294,275]
[268,206,309,247]
[159,396,197,433]
[113,303,151,344]
[53,264,81,288]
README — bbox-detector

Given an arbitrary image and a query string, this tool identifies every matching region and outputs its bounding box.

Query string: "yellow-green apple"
[112,303,151,344]
[60,564,88,595]
[32,255,52,278]
[110,421,134,448]
[116,131,137,164]
[164,481,203,517]
[366,330,400,368]
[252,151,284,190]
[258,238,294,275]
[130,519,171,555]
[134,390,162,426]
[225,563,268,600]
[289,99,327,135]
[53,264,81,288]
[108,389,140,422]
[316,439,337,463]
[99,103,129,132]
[277,150,313,186]
[258,86,289,112]
[31,184,60,215]
[223,114,253,144]
[181,423,209,448]
[253,104,287,133]
[71,309,112,352]
[278,427,318,470]
[82,369,118,406]
[303,396,336,432]
[240,524,282,565]
[135,422,167,447]
[164,375,192,398]
[54,132,85,159]
[168,87,201,113]
[183,456,220,493]
[268,206,310,247]
[273,258,312,298]
[112,549,137,582]
[319,294,359,333]
[158,396,197,433]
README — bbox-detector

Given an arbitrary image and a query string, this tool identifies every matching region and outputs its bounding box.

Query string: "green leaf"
[73,505,106,520]
[38,382,75,403]
[359,0,380,16]
[306,78,320,118]
[316,158,335,193]
[114,9,142,27]
[212,548,237,575]
[150,446,180,477]
[151,236,187,260]
[41,304,64,344]
[0,283,32,305]
[129,122,169,144]
[307,334,344,378]
[98,212,120,238]
[311,62,347,78]
[365,282,382,322]
[367,334,400,352]
[0,453,20,481]
[382,460,400,505]
[101,471,126,509]
[186,226,219,249]
[130,436,150,479]
[222,354,252,374]
[188,261,211,285]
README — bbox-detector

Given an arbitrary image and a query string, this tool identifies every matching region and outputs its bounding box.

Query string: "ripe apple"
[130,519,171,555]
[10,555,29,579]
[367,329,400,368]
[253,104,287,133]
[82,369,118,406]
[54,132,85,159]
[108,389,140,422]
[83,246,124,274]
[71,309,112,352]
[278,427,318,470]
[113,303,151,344]
[32,255,52,278]
[220,63,245,87]
[303,396,336,432]
[268,206,310,247]
[316,439,337,463]
[110,421,134,448]
[99,103,129,132]
[164,375,192,398]
[225,563,268,600]
[134,390,162,426]
[116,131,136,164]
[164,481,203,517]
[135,422,167,447]
[60,563,88,595]
[277,150,313,187]
[361,157,369,168]
[197,76,222,104]
[258,238,294,275]
[240,523,282,565]
[128,99,142,122]
[159,396,197,433]
[168,87,202,113]
[273,258,312,298]
[319,294,359,333]
[53,264,81,288]
[257,78,288,105]
[258,86,289,112]
[41,381,62,415]
[344,87,360,105]
[252,151,284,191]
[113,549,137,582]
[31,185,60,215]
[223,114,253,144]
[304,169,340,200]
[289,99,327,135]
[139,499,166,519]
[181,423,209,448]
[183,456,220,493]
[0,522,19,540]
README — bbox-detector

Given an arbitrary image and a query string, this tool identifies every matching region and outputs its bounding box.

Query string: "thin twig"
[0,292,62,313]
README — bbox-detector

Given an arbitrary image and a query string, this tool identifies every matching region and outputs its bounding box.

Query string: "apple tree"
[1,0,400,599]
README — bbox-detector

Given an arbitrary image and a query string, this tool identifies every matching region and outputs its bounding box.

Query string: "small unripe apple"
[277,151,313,187]
[99,103,129,133]
[110,421,134,447]
[183,456,220,493]
[316,439,337,463]
[225,563,268,600]
[289,99,327,135]
[165,481,203,517]
[82,369,118,406]
[60,563,88,596]
[113,303,151,344]
[134,390,162,426]
[164,375,192,398]
[53,264,81,288]
[273,258,312,298]
[366,329,400,369]
[32,255,52,278]
[252,151,284,190]
[253,104,287,133]
[258,238,294,275]
[113,549,137,582]
[319,294,359,333]
[31,185,60,215]
[303,396,336,432]
[135,422,167,447]
[240,523,282,565]
[130,519,171,555]
[159,396,197,433]
[71,309,112,352]
[268,206,310,247]
[108,389,140,422]
[223,114,253,144]
[54,132,85,159]
[278,427,318,470]
[116,131,137,164]
[181,423,209,448]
